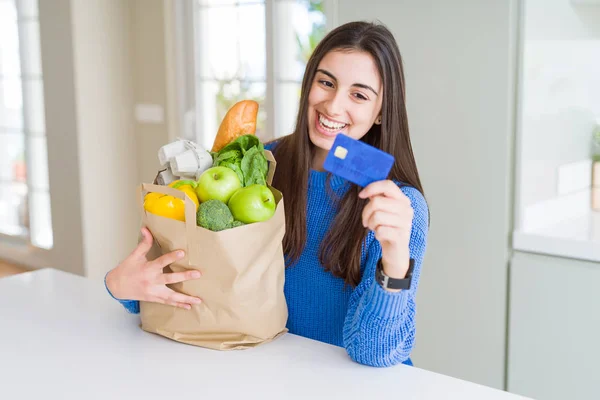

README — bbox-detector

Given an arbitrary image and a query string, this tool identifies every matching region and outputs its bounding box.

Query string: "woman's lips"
[315,112,346,137]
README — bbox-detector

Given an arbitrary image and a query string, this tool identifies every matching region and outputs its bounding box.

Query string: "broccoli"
[197,200,234,232]
[230,220,245,228]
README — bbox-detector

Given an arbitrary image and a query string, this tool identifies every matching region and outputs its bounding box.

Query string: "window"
[181,0,333,150]
[0,0,53,249]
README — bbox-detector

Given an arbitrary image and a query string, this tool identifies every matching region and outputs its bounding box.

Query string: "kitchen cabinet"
[510,4,600,396]
[507,251,600,400]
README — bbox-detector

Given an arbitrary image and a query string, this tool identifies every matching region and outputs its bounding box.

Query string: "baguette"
[211,100,259,152]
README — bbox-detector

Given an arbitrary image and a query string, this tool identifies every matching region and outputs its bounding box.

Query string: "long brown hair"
[270,21,425,287]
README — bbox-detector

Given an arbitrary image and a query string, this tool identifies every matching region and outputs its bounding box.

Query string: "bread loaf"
[211,100,259,152]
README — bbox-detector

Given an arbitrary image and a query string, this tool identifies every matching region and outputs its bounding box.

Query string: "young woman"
[105,21,429,368]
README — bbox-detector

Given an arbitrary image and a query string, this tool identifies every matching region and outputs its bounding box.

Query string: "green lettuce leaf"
[212,134,268,187]
[241,146,268,186]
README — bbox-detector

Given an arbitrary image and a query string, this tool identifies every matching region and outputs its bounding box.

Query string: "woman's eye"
[353,93,368,101]
[319,80,334,88]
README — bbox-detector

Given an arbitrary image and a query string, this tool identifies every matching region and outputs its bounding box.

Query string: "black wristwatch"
[376,258,415,290]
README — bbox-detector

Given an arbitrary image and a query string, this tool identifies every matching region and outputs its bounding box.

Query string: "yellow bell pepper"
[168,180,200,206]
[144,180,200,222]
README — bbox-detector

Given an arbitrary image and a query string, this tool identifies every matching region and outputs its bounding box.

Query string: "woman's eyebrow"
[316,68,379,96]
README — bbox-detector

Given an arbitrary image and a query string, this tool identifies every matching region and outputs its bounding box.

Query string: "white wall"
[336,0,518,389]
[130,0,173,185]
[69,0,139,281]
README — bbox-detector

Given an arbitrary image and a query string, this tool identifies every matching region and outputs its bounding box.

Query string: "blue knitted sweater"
[106,143,429,367]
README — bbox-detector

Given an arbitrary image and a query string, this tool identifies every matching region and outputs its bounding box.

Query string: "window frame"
[0,0,52,250]
[171,0,338,145]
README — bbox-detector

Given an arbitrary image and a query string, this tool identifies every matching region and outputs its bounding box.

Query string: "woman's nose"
[324,91,345,117]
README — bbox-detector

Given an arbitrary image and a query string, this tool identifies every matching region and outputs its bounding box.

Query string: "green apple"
[227,184,276,224]
[196,166,242,203]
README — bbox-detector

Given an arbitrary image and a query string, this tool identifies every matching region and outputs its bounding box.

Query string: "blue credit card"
[323,134,395,187]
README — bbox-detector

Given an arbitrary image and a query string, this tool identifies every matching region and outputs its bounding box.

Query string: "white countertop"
[513,211,600,262]
[513,186,600,262]
[0,269,530,400]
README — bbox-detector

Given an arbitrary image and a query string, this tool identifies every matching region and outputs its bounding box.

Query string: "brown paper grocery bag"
[139,151,288,350]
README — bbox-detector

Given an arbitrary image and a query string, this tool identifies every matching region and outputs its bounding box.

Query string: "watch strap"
[376,258,415,290]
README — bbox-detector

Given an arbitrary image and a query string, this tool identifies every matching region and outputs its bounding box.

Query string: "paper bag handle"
[264,150,277,186]
[139,183,200,266]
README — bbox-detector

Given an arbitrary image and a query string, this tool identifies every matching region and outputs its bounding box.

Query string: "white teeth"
[319,113,347,130]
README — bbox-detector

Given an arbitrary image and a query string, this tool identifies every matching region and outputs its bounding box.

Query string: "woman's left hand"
[359,180,413,280]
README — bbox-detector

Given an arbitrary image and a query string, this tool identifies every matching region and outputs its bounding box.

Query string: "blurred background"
[1,0,599,399]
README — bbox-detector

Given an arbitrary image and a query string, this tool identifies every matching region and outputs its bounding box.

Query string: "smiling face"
[307,49,383,169]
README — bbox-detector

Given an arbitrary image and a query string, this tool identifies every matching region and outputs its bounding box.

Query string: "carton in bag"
[138,150,288,350]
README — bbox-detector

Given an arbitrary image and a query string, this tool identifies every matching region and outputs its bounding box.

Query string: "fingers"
[142,268,202,310]
[364,210,402,232]
[359,180,408,201]
[373,225,400,243]
[152,288,202,310]
[362,196,398,227]
[172,302,193,310]
[161,269,202,285]
[166,290,203,306]
[148,288,202,310]
[152,249,186,269]
[161,299,194,310]
[133,227,154,258]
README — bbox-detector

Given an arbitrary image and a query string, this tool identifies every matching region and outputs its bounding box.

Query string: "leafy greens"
[212,134,269,187]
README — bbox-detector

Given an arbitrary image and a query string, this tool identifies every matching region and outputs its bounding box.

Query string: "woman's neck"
[311,148,328,171]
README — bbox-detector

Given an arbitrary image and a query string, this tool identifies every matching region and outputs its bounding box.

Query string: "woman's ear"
[375,115,382,125]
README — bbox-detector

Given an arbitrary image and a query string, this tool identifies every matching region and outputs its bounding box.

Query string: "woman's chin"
[308,131,334,152]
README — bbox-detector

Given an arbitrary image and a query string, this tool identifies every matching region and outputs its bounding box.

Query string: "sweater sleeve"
[104,272,140,314]
[343,186,429,367]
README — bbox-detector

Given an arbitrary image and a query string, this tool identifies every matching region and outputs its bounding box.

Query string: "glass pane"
[238,5,266,81]
[20,21,42,76]
[198,0,239,5]
[0,132,25,182]
[275,82,301,138]
[198,0,263,6]
[0,0,17,17]
[18,0,38,18]
[30,190,52,249]
[0,1,21,79]
[0,0,25,128]
[0,181,28,237]
[274,0,326,81]
[196,3,266,80]
[0,79,23,129]
[29,135,48,191]
[197,80,218,150]
[23,78,44,133]
[197,79,266,150]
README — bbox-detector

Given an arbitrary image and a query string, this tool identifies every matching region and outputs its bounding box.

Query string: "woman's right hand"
[106,227,203,310]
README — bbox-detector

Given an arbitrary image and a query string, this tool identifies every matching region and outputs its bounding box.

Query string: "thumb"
[134,227,154,258]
